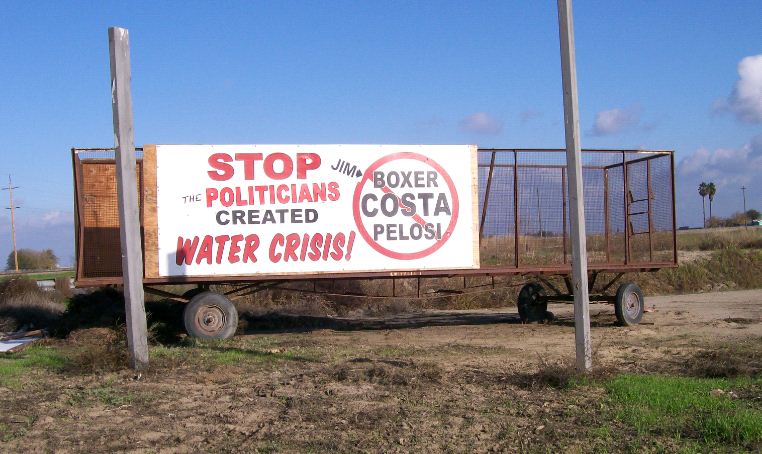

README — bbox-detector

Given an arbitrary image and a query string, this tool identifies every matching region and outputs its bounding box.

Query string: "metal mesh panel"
[476,149,675,269]
[75,148,144,279]
[478,152,516,266]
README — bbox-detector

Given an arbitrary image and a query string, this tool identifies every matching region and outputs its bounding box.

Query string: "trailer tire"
[183,292,238,339]
[182,287,205,301]
[614,282,644,326]
[517,283,548,323]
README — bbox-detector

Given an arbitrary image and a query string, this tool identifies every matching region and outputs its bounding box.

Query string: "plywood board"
[142,145,159,279]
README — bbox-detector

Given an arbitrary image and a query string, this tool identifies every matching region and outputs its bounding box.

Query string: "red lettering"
[345,231,355,260]
[327,182,340,201]
[220,187,234,207]
[234,153,263,180]
[276,184,290,203]
[208,153,233,181]
[196,235,214,264]
[205,188,219,207]
[322,233,333,260]
[308,234,323,261]
[176,236,199,265]
[284,233,300,262]
[228,234,243,264]
[269,234,284,262]
[330,233,345,260]
[264,153,293,180]
[299,233,309,261]
[297,153,321,178]
[214,235,230,264]
[243,234,259,263]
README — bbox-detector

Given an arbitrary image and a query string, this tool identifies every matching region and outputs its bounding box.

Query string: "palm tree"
[698,182,708,228]
[707,182,717,224]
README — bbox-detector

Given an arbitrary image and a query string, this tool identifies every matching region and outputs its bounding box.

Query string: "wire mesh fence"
[477,149,676,269]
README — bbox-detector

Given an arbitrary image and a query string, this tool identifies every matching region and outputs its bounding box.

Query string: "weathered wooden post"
[109,27,149,370]
[557,0,592,372]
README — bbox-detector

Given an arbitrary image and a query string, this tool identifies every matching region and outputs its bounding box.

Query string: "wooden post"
[557,0,592,373]
[109,27,149,370]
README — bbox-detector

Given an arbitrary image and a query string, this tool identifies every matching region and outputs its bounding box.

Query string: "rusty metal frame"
[478,150,496,242]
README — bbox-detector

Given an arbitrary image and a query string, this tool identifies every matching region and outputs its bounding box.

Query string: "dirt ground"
[2,289,761,453]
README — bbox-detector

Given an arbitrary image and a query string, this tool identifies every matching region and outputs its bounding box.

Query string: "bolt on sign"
[150,145,479,277]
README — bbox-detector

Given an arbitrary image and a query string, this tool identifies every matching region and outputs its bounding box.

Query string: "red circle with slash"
[352,152,459,260]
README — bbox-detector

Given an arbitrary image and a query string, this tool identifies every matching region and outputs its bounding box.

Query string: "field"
[0,227,761,452]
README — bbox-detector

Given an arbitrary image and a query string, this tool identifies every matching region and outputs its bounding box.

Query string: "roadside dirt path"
[1,289,760,453]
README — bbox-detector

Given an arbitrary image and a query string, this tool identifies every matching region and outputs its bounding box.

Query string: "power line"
[2,175,21,272]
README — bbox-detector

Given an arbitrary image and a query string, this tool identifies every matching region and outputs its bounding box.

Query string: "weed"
[0,278,65,332]
[67,384,136,408]
[0,346,67,387]
[606,374,762,447]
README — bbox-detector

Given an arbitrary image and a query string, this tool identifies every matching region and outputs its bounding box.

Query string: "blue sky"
[0,1,760,266]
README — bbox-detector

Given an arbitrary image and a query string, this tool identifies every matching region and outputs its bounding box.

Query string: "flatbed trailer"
[72,147,677,338]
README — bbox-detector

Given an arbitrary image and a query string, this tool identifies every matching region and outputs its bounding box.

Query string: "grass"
[605,374,762,447]
[0,270,74,282]
[678,227,762,251]
[67,381,137,408]
[0,346,67,388]
[635,247,762,295]
[151,337,319,368]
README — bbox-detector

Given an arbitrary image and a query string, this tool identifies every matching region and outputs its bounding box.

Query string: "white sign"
[156,145,478,277]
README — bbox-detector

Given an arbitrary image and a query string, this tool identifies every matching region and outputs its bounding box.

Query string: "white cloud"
[40,210,69,225]
[717,54,762,124]
[519,109,541,123]
[678,134,762,187]
[459,112,503,135]
[590,105,641,136]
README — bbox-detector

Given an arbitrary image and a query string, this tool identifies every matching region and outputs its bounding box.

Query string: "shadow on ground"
[237,310,523,334]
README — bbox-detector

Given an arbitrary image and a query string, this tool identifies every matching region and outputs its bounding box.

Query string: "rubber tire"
[517,283,548,323]
[614,282,644,326]
[183,291,238,339]
[182,287,205,301]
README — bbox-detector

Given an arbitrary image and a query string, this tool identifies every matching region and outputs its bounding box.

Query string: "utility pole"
[742,186,747,229]
[109,27,149,370]
[557,0,592,373]
[3,175,20,272]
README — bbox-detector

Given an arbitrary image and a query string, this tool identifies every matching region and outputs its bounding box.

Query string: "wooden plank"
[109,26,149,371]
[142,145,159,279]
[557,0,592,373]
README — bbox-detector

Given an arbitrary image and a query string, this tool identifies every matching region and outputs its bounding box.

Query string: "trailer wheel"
[517,283,548,323]
[183,292,238,339]
[614,282,644,326]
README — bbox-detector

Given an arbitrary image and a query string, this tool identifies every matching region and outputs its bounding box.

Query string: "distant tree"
[705,216,725,228]
[698,182,709,228]
[707,182,717,224]
[6,248,58,271]
[729,211,749,227]
[747,209,761,221]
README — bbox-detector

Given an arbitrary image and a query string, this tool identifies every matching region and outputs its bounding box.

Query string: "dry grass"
[0,278,66,332]
[678,227,762,251]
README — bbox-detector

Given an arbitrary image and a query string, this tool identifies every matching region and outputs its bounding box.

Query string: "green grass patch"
[0,270,74,282]
[0,346,67,387]
[152,338,318,367]
[606,374,762,447]
[67,383,136,407]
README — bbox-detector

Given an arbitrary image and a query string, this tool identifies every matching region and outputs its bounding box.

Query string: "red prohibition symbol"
[352,152,459,260]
